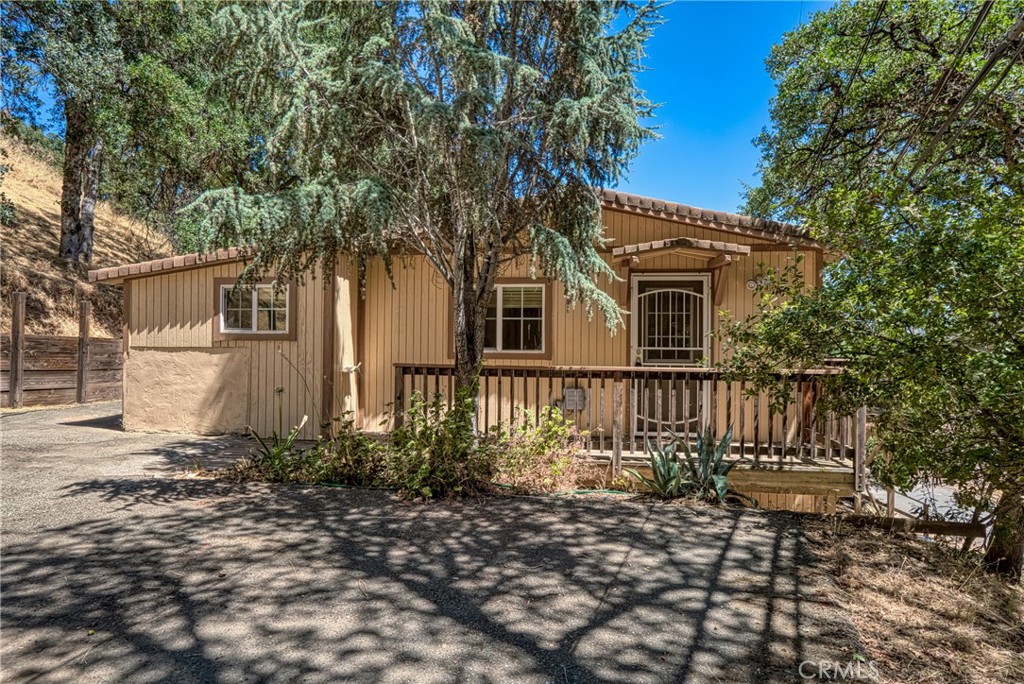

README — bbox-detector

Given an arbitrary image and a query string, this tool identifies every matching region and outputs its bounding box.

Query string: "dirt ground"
[0,137,170,337]
[807,521,1024,684]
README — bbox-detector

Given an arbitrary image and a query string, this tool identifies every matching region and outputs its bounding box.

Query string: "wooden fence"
[2,293,122,408]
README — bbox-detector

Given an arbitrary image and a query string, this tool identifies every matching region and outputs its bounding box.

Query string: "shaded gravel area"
[1,403,861,683]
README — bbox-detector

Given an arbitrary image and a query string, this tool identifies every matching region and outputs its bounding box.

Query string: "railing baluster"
[629,374,637,453]
[656,376,664,440]
[534,369,541,426]
[753,390,761,464]
[795,380,804,461]
[809,381,818,461]
[738,380,746,459]
[497,369,504,427]
[711,376,719,436]
[484,372,490,431]
[825,411,833,462]
[681,374,690,439]
[725,380,732,454]
[669,381,678,437]
[509,367,516,428]
[587,371,594,440]
[612,375,623,476]
[781,380,790,461]
[696,376,704,434]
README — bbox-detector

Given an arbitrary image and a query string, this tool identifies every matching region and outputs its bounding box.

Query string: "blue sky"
[24,1,831,214]
[616,1,833,212]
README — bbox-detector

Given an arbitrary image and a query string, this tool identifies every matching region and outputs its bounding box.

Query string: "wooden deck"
[394,363,868,510]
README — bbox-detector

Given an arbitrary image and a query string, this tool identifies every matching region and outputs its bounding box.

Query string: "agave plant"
[678,425,755,506]
[625,425,756,506]
[624,438,691,498]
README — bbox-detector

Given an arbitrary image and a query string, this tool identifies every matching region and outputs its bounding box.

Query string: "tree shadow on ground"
[2,478,861,683]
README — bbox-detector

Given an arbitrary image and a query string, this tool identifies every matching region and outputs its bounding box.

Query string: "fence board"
[3,294,123,408]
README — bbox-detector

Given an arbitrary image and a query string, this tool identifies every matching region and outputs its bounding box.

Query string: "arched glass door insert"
[629,274,711,436]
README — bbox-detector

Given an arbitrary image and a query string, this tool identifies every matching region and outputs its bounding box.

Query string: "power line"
[810,1,888,171]
[906,13,1024,183]
[891,1,994,171]
[917,34,1024,182]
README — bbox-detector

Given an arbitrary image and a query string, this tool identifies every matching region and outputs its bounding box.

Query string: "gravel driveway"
[1,403,859,683]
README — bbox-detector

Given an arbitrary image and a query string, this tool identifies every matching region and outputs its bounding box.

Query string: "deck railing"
[393,363,867,490]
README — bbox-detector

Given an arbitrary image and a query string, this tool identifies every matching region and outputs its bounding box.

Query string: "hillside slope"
[0,138,171,337]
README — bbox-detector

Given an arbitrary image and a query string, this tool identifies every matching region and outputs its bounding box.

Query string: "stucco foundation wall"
[124,348,250,434]
[124,260,343,440]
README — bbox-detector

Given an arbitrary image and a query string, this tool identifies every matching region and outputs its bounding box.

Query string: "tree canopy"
[1,0,256,261]
[730,0,1024,576]
[187,0,660,390]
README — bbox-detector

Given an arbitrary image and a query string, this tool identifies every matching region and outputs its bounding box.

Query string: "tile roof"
[598,189,814,243]
[89,192,818,284]
[88,247,246,284]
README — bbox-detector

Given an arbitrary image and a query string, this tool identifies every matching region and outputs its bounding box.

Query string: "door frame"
[629,273,712,368]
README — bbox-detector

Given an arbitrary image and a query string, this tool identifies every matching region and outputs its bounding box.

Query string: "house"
[88,189,866,511]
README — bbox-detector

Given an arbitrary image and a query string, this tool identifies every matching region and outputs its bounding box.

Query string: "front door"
[630,274,711,436]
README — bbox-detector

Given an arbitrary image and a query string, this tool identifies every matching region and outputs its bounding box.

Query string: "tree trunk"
[78,137,103,265]
[984,490,1024,581]
[452,270,486,419]
[450,225,489,434]
[58,101,92,263]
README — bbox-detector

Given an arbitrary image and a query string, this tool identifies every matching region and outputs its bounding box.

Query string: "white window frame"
[219,283,290,335]
[485,283,546,354]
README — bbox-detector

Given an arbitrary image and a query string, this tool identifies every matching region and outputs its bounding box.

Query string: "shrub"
[491,407,587,493]
[626,425,756,506]
[241,413,384,486]
[387,391,496,499]
[625,438,688,498]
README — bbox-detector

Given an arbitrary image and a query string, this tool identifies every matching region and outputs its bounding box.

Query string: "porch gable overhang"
[611,236,751,265]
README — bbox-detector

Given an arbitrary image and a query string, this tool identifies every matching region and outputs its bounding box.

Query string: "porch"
[393,364,868,510]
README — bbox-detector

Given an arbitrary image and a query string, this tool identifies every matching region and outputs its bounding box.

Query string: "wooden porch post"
[612,373,623,477]
[76,300,91,404]
[855,405,868,492]
[9,292,26,408]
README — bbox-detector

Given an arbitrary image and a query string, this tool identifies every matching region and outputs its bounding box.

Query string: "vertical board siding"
[122,209,817,439]
[359,209,817,430]
[127,262,329,440]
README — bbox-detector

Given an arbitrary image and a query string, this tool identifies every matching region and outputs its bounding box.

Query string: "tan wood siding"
[358,208,817,430]
[125,261,335,440]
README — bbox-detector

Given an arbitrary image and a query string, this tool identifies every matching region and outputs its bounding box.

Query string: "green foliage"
[243,413,384,487]
[626,426,755,505]
[1,1,260,251]
[490,407,587,493]
[387,391,496,500]
[736,0,1024,573]
[678,426,754,505]
[186,1,660,392]
[247,415,310,482]
[0,147,14,229]
[625,439,687,498]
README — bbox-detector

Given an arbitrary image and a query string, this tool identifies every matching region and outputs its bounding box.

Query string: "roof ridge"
[597,188,809,240]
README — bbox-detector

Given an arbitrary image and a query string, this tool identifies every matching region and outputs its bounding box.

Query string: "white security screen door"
[630,274,711,435]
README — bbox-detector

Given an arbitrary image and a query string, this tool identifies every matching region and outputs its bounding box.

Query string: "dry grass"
[807,520,1024,683]
[0,137,171,337]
